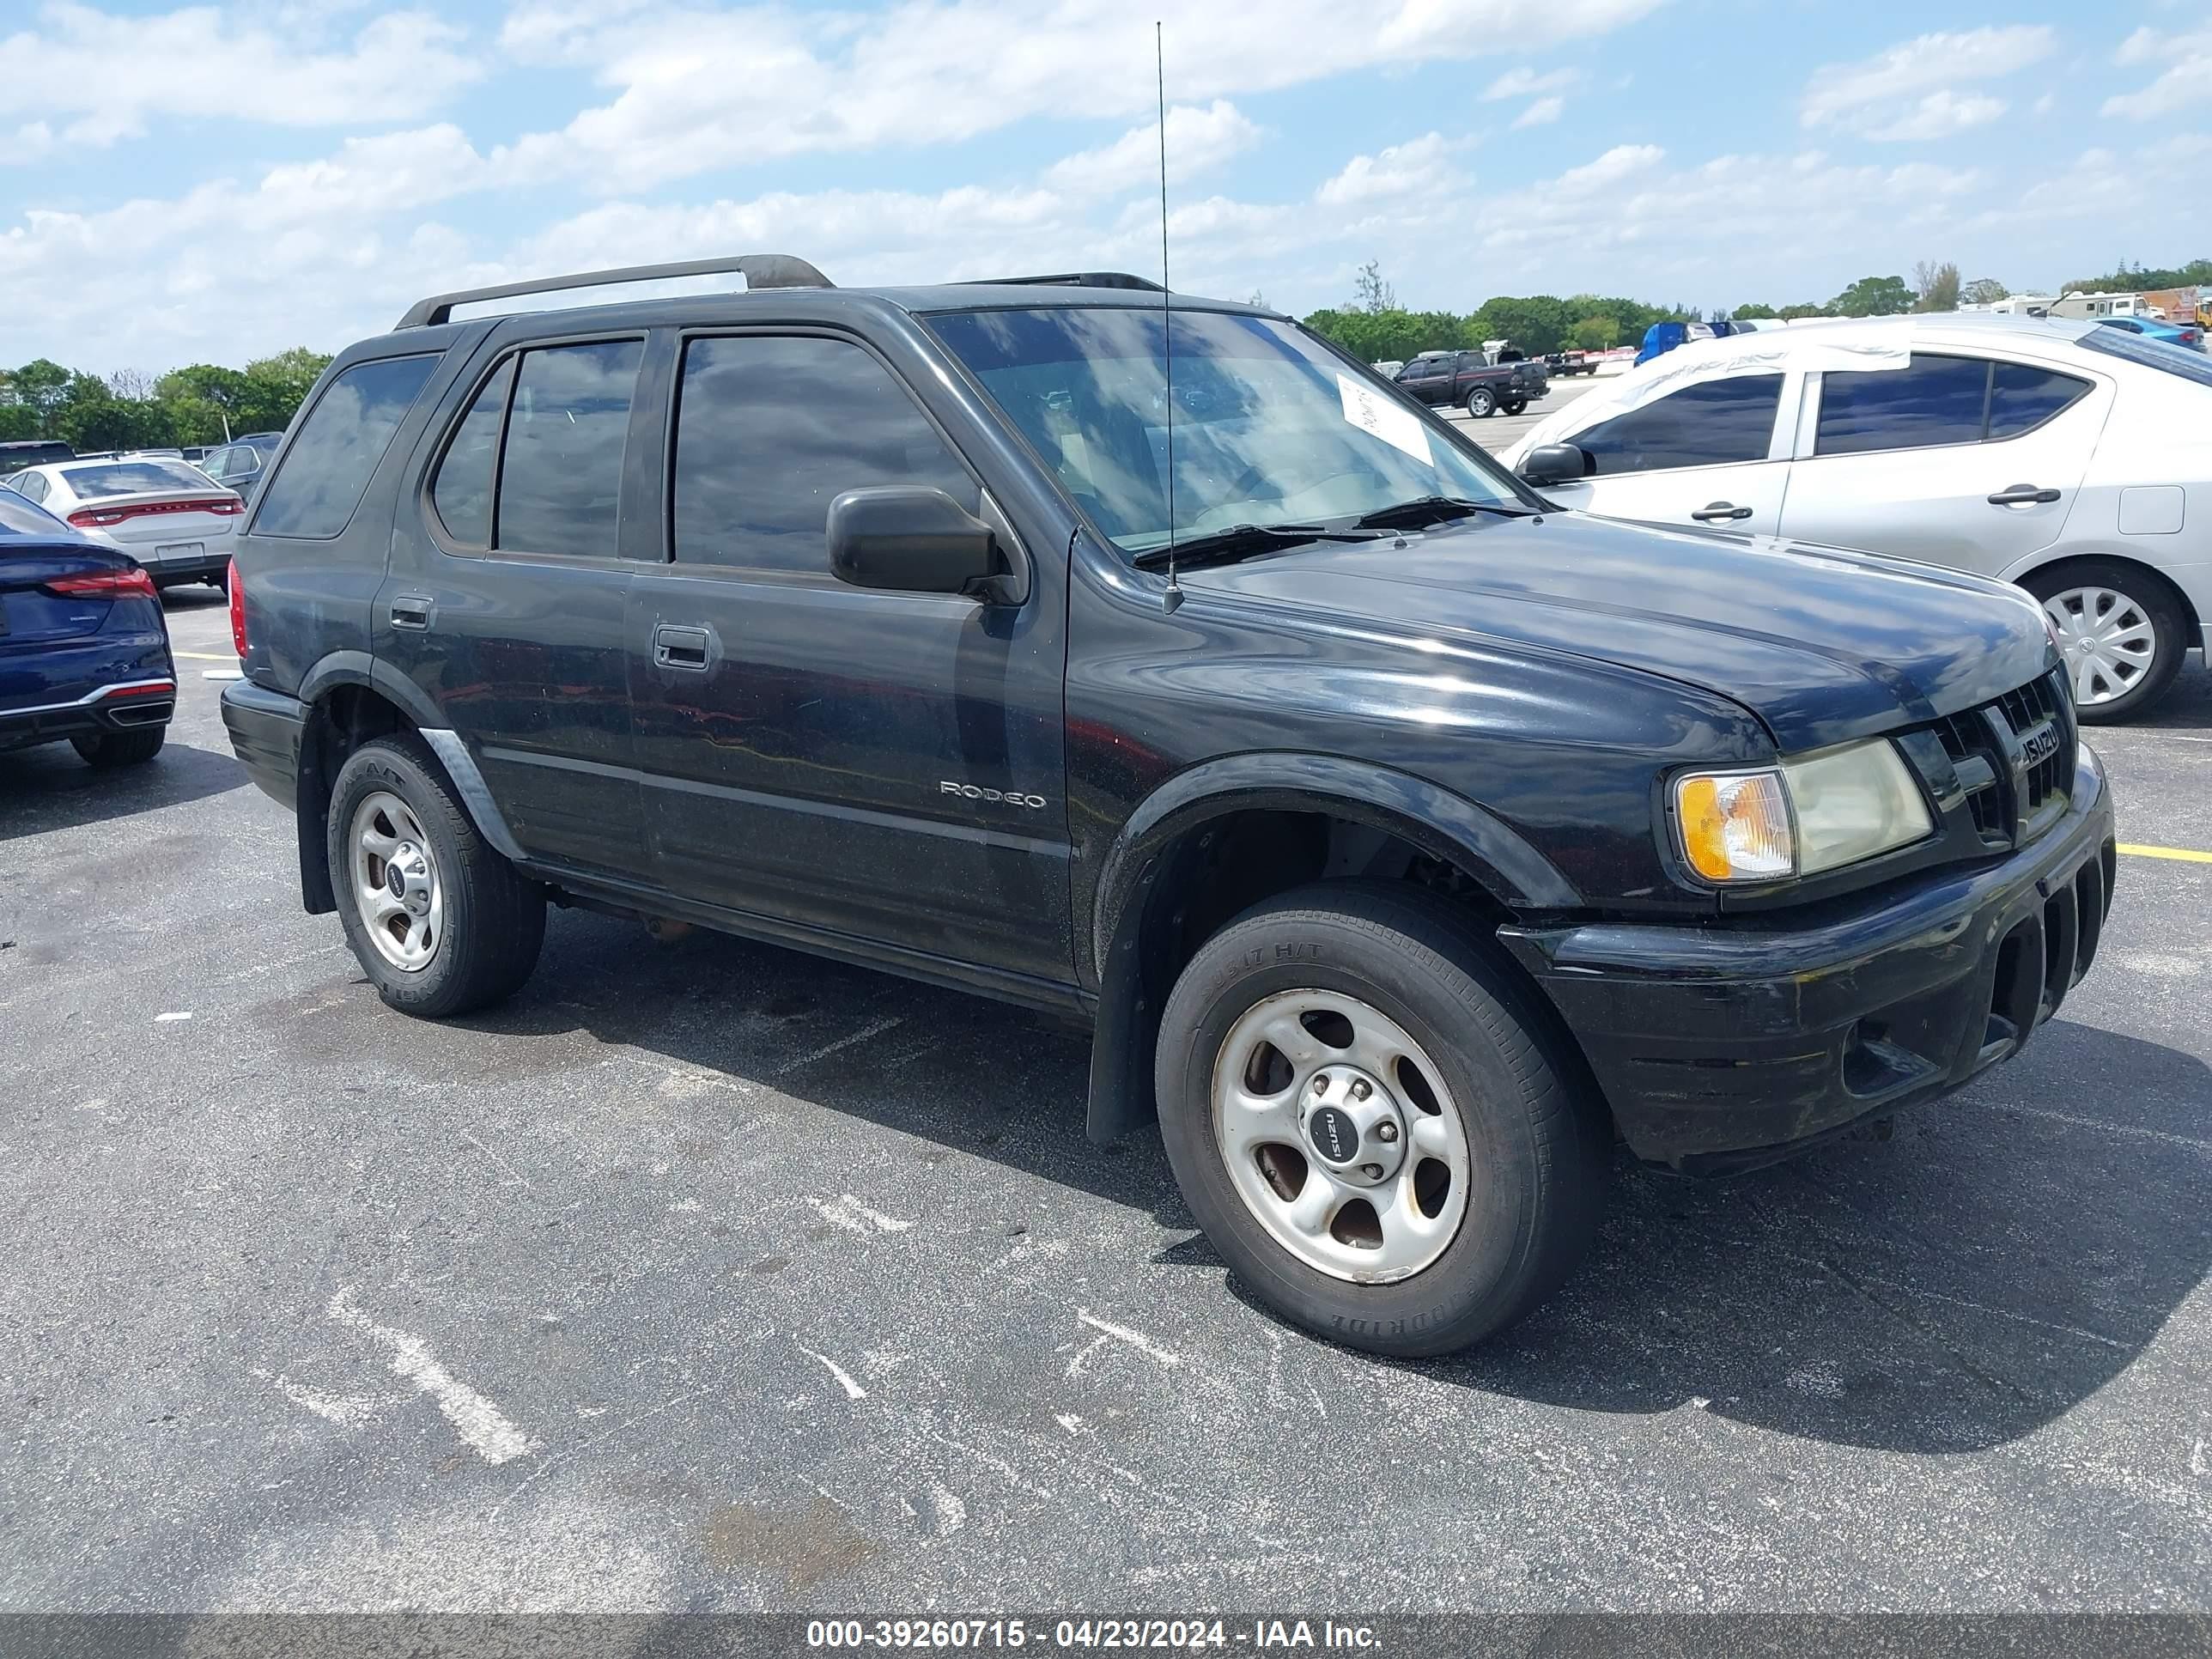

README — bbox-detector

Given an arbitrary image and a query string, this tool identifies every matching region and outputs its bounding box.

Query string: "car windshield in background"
[62,460,218,499]
[2078,325,2212,387]
[926,307,1522,556]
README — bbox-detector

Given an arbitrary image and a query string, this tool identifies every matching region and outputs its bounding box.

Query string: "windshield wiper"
[1352,495,1539,530]
[1130,522,1394,570]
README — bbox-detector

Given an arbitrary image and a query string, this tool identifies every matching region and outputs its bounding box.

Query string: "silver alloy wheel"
[2043,585,2158,708]
[1210,988,1473,1284]
[349,791,443,972]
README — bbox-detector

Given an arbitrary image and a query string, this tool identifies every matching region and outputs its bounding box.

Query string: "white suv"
[1503,314,2212,720]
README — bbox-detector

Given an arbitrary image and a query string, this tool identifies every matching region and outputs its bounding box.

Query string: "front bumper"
[220,678,307,806]
[1502,749,2117,1173]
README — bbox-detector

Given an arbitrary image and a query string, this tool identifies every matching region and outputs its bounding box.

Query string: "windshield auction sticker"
[1338,374,1433,467]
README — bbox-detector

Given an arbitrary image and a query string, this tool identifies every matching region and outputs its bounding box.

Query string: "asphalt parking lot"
[4,564,2211,1614]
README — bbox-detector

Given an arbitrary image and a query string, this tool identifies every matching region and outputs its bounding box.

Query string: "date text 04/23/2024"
[805,1620,1382,1650]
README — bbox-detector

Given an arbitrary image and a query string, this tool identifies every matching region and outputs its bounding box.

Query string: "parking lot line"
[2118,842,2212,864]
[175,650,237,661]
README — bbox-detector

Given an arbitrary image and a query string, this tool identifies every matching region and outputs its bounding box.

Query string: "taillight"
[228,558,247,658]
[209,497,244,515]
[66,496,240,528]
[43,566,158,600]
[67,507,128,528]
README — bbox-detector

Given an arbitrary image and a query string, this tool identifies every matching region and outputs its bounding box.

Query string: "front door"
[379,334,651,878]
[625,329,1072,983]
[1547,369,1792,535]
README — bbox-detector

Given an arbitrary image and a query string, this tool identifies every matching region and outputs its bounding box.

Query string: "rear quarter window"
[253,354,441,539]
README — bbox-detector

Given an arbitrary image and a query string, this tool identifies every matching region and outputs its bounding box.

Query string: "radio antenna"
[1156,20,1182,613]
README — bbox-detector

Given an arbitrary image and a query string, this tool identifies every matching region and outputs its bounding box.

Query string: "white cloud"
[1864,89,2008,142]
[1512,96,1565,130]
[1314,133,1467,206]
[1043,101,1264,198]
[1483,64,1579,100]
[492,0,1662,190]
[2103,26,2212,118]
[0,3,483,145]
[1801,25,2052,140]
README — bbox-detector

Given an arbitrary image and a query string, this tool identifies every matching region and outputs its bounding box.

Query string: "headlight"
[1673,740,1933,884]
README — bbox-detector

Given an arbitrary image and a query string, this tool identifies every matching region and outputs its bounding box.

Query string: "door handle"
[653,623,713,671]
[1988,484,2062,506]
[390,595,434,630]
[1690,502,1753,523]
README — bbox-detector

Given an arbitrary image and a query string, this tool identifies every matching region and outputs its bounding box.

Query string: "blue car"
[2094,313,2203,351]
[0,487,177,768]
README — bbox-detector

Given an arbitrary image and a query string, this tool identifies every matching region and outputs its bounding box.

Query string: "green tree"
[1729,302,1779,320]
[1571,316,1619,350]
[11,359,73,435]
[1912,260,1961,313]
[1778,302,1832,320]
[2061,258,2212,294]
[0,403,39,441]
[1962,277,2009,307]
[1829,275,1913,318]
[237,348,331,432]
[1469,295,1575,356]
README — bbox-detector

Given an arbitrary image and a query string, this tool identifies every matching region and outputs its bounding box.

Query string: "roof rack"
[396,253,835,329]
[969,272,1165,292]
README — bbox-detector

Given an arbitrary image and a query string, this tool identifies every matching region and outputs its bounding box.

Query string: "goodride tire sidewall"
[1154,895,1589,1356]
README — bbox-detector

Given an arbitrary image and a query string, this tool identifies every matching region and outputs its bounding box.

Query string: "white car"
[1500,314,2212,720]
[2,457,242,591]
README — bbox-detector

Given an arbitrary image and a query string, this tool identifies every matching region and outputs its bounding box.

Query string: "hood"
[1184,513,2054,752]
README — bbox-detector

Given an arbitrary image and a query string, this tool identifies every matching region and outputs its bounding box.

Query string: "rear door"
[624,326,1072,980]
[380,333,652,879]
[1395,357,1452,404]
[1545,369,1793,534]
[1778,352,2104,576]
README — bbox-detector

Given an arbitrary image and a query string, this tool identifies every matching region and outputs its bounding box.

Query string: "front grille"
[1923,669,2076,849]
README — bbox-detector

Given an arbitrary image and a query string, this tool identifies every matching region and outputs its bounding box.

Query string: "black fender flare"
[1083,752,1578,1143]
[293,655,528,896]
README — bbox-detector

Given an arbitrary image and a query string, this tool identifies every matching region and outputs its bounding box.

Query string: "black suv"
[221,254,2116,1357]
[1393,349,1547,418]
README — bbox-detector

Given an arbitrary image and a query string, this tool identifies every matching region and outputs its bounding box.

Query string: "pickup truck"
[1545,350,1599,377]
[221,256,2115,1358]
[1392,349,1547,417]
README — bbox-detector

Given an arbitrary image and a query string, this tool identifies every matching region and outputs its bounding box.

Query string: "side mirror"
[829,487,1004,599]
[1519,443,1590,487]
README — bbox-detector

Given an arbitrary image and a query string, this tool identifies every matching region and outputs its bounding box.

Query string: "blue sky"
[3,0,2207,374]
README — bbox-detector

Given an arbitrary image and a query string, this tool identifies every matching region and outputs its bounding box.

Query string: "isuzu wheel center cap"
[1302,1068,1407,1186]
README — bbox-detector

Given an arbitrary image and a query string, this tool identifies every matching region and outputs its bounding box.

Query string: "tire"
[1153,881,1609,1358]
[70,726,165,768]
[326,733,546,1018]
[1501,398,1527,416]
[1464,388,1496,419]
[2024,561,2189,723]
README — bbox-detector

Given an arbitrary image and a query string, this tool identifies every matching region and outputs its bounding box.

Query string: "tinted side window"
[1814,354,1987,456]
[495,340,641,557]
[430,359,515,547]
[1987,362,2090,439]
[254,355,439,538]
[1575,373,1783,475]
[672,335,977,574]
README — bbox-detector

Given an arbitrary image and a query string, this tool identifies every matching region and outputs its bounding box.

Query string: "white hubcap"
[2042,585,2157,708]
[349,792,442,972]
[1210,989,1472,1284]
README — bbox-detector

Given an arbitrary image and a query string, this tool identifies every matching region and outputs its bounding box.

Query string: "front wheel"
[1153,882,1610,1358]
[2027,562,2187,722]
[326,734,546,1018]
[1464,387,1497,418]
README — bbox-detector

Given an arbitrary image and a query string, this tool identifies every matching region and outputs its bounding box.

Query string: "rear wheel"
[1153,882,1609,1357]
[70,726,165,768]
[1501,397,1527,416]
[326,734,546,1017]
[1464,387,1497,419]
[2026,561,2188,722]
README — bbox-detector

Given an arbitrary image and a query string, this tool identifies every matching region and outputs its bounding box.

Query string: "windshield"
[2078,325,2212,386]
[60,459,217,499]
[927,307,1526,555]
